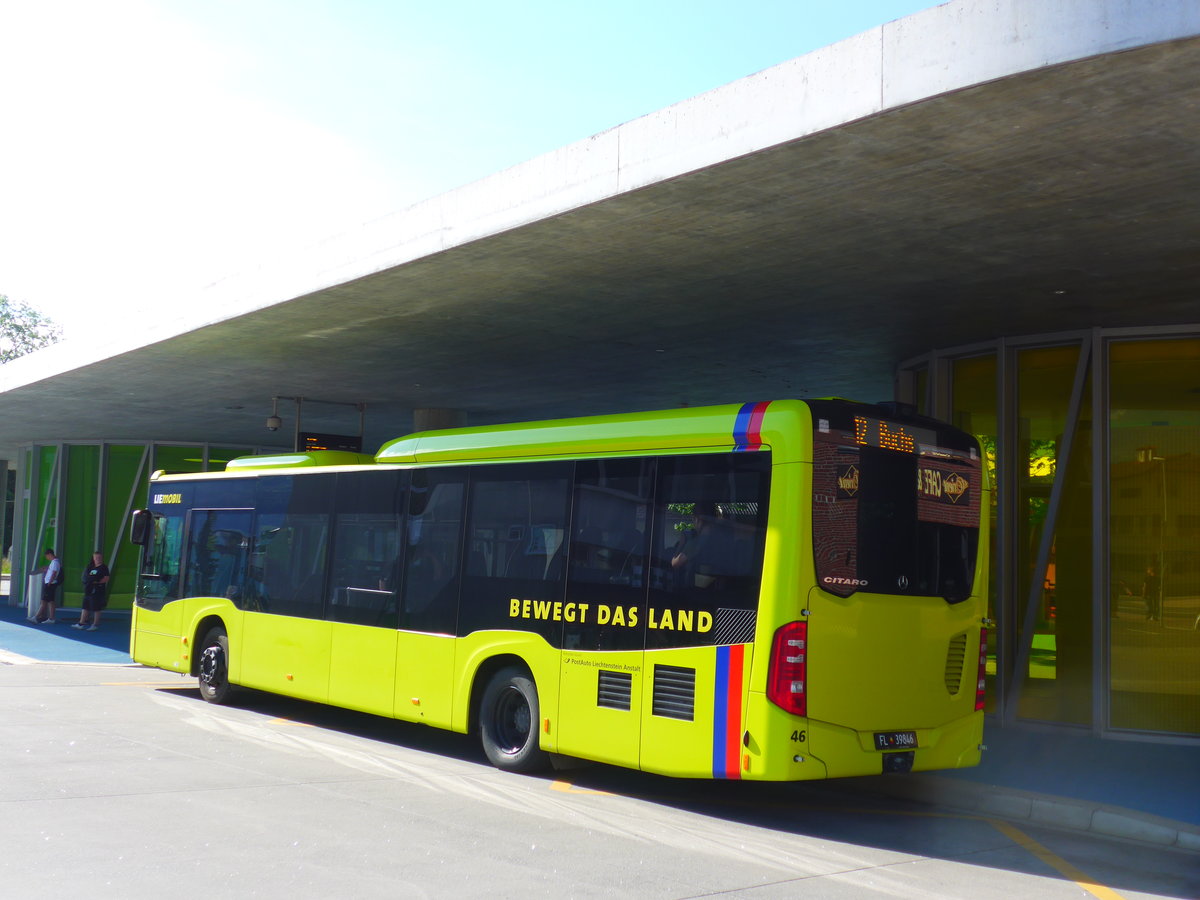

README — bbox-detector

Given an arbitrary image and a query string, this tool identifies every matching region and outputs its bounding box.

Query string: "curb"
[0,648,37,665]
[0,648,139,668]
[859,772,1200,853]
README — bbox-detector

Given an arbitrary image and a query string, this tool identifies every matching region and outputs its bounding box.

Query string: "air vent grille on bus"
[945,632,968,695]
[597,670,633,711]
[652,665,696,721]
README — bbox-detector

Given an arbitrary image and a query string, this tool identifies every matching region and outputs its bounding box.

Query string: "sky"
[0,0,934,340]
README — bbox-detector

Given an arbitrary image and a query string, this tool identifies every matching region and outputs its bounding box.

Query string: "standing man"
[1142,564,1162,623]
[73,552,110,632]
[34,548,63,624]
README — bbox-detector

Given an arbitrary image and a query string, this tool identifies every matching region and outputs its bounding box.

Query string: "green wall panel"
[104,445,150,609]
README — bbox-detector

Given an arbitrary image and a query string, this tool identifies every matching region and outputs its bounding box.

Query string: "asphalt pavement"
[1,599,1196,854]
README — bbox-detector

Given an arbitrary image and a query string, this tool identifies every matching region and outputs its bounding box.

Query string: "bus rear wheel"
[197,626,232,705]
[479,666,549,773]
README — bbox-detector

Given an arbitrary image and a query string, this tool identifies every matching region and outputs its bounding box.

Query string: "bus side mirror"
[130,509,154,546]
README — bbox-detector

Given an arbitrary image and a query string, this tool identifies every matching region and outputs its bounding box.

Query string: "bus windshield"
[809,400,982,603]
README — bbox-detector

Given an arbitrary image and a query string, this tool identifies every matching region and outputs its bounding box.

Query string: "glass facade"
[906,329,1200,741]
[1108,339,1200,735]
[950,354,998,713]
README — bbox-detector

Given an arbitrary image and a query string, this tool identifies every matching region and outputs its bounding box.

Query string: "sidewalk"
[853,726,1200,853]
[0,601,133,665]
[1,598,1195,851]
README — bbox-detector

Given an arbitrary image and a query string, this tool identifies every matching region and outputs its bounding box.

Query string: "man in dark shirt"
[73,552,111,632]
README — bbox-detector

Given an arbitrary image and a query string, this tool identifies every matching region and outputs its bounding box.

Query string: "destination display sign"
[300,431,363,453]
[852,415,936,454]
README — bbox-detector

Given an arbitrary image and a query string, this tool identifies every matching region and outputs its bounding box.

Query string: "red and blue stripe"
[733,401,770,451]
[712,643,746,779]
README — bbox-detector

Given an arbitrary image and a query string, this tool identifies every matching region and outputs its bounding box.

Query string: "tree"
[0,294,62,363]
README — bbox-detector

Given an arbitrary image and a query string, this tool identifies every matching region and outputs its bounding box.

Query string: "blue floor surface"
[0,601,133,665]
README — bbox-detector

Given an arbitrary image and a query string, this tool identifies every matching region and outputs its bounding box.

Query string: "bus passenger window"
[328,469,405,627]
[184,509,252,603]
[648,453,770,649]
[248,474,334,619]
[569,459,652,588]
[563,458,653,652]
[458,463,571,642]
[251,514,330,618]
[329,514,400,626]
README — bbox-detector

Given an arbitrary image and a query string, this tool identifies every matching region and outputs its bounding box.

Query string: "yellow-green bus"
[129,399,988,781]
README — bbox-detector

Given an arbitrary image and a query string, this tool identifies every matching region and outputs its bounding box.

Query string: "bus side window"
[328,469,406,627]
[458,462,572,642]
[250,475,334,619]
[185,509,253,602]
[328,514,399,626]
[569,459,652,588]
[563,458,653,652]
[253,514,331,618]
[648,454,771,648]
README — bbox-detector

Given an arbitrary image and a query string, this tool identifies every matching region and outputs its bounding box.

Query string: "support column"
[0,458,8,604]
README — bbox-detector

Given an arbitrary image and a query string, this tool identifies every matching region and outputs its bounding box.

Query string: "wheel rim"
[199,643,226,690]
[492,685,532,755]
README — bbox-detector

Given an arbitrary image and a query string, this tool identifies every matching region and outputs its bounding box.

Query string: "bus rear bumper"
[806,710,984,779]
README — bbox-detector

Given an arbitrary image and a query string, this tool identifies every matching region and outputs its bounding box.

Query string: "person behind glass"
[33,548,63,624]
[73,551,110,631]
[1141,564,1162,623]
[670,502,730,589]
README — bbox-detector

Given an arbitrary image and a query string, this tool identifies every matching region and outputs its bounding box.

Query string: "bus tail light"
[767,621,808,717]
[975,627,987,711]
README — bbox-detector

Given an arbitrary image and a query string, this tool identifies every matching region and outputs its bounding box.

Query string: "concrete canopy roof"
[1,0,1197,458]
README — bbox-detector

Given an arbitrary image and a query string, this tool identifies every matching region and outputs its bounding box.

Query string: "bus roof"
[225,451,376,471]
[375,400,811,464]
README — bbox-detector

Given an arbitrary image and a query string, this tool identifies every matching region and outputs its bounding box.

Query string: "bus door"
[556,459,654,768]
[131,498,188,669]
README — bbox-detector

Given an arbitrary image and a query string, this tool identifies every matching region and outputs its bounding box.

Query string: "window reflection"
[952,354,998,713]
[1108,339,1200,735]
[1015,346,1093,726]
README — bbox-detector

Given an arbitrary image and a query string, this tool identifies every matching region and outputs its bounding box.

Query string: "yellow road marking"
[550,779,613,796]
[988,820,1127,900]
[268,718,314,727]
[548,780,1127,898]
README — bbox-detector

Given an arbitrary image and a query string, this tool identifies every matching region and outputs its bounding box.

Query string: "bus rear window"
[809,401,981,603]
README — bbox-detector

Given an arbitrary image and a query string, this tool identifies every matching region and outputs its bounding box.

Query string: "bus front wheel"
[197,626,232,705]
[479,666,549,773]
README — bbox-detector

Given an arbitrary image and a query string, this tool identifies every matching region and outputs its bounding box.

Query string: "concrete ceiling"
[0,10,1196,459]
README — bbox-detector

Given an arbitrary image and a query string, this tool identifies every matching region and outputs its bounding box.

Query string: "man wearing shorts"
[73,552,110,632]
[34,548,62,624]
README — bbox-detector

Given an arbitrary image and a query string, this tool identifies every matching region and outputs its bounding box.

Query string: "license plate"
[874,730,917,750]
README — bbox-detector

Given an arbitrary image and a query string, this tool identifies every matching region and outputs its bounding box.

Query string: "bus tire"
[479,666,549,773]
[197,626,233,705]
